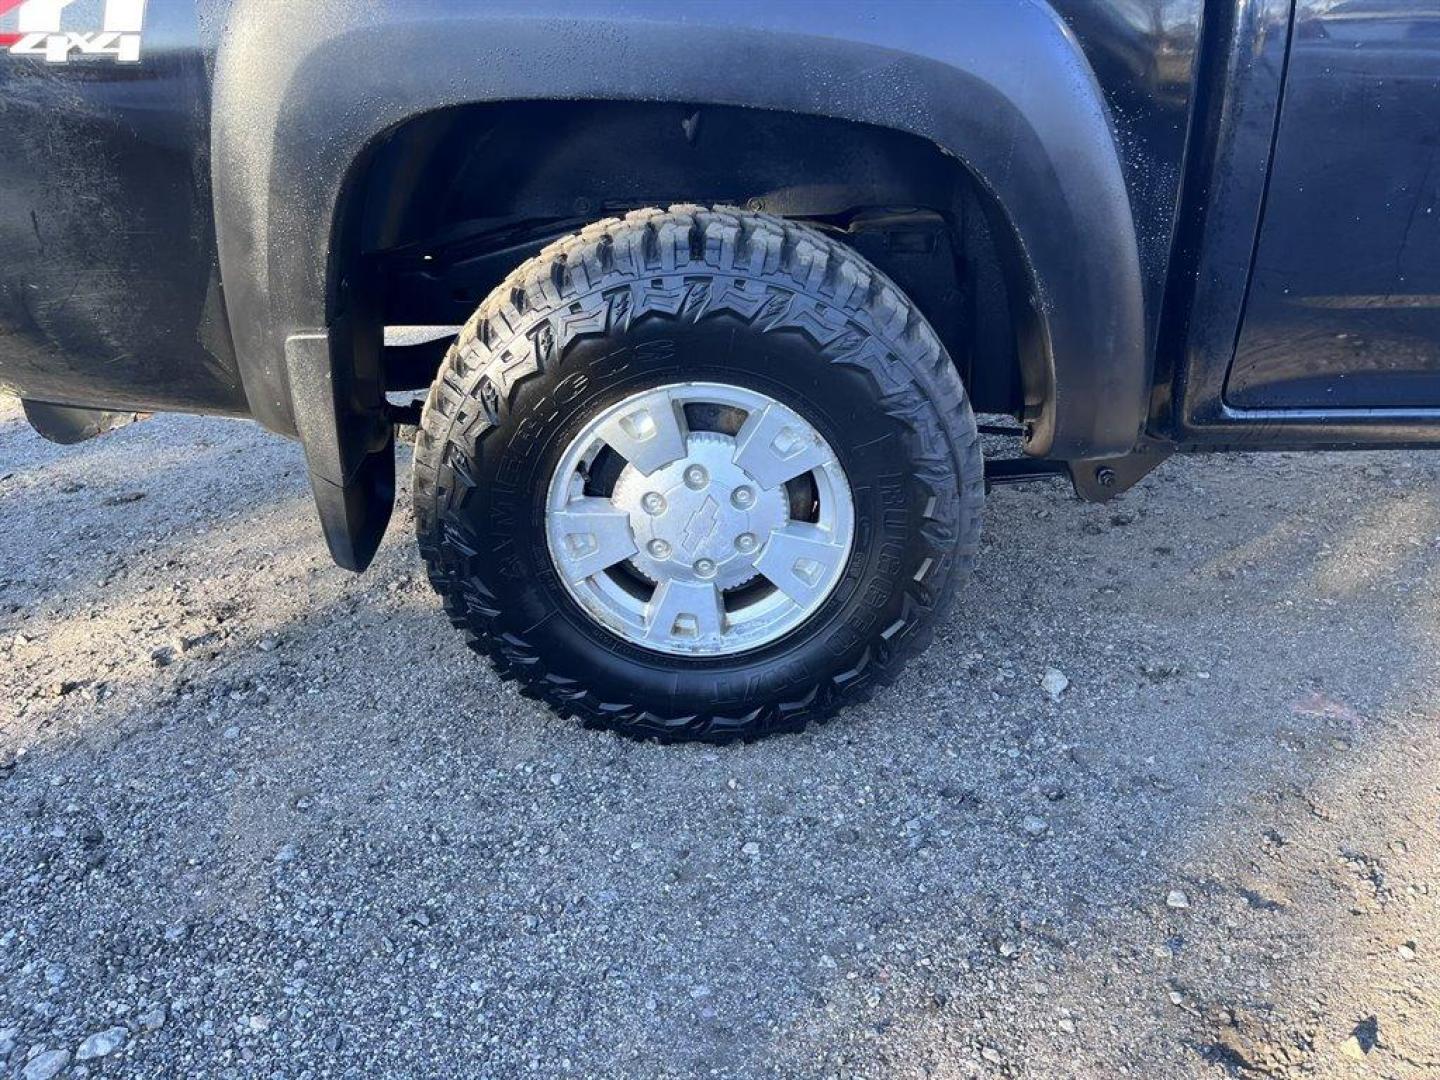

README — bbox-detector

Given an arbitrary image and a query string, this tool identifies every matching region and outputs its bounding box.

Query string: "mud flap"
[285,330,394,572]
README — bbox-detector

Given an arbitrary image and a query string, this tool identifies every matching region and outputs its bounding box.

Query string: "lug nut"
[648,539,672,559]
[693,558,717,578]
[641,492,667,515]
[683,464,709,489]
[735,532,758,554]
[731,486,755,509]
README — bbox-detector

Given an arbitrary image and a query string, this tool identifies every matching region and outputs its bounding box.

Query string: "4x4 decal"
[0,0,144,63]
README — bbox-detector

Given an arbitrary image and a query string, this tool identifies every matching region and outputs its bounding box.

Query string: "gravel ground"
[2,391,1439,1079]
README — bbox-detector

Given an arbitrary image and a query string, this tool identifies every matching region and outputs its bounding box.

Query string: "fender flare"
[210,0,1146,563]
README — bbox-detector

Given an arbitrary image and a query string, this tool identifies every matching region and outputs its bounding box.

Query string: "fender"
[210,0,1146,566]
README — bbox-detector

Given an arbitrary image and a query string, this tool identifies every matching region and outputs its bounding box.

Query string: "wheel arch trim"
[210,1,1147,562]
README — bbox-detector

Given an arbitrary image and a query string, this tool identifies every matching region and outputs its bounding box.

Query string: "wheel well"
[335,100,1041,419]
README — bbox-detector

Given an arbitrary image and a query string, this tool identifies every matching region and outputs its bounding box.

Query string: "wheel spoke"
[644,579,724,642]
[595,390,689,475]
[548,498,638,582]
[732,402,835,489]
[753,523,848,605]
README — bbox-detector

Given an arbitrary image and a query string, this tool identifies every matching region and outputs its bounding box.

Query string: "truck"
[3,0,1437,741]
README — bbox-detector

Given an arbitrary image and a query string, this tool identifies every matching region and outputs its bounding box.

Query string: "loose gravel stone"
[1020,814,1049,838]
[22,1048,70,1080]
[75,1027,127,1060]
[1041,667,1070,702]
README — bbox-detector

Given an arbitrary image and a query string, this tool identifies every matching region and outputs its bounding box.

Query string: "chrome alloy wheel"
[544,382,855,657]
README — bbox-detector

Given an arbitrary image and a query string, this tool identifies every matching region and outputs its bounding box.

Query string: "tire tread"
[413,206,983,743]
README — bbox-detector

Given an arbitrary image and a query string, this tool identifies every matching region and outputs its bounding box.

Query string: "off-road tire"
[413,205,984,742]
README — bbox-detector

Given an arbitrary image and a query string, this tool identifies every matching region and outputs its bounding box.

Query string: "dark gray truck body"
[2,0,1437,567]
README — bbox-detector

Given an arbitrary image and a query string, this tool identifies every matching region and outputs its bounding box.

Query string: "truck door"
[1225,0,1440,410]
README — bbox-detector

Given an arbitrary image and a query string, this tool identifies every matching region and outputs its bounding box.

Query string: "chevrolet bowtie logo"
[680,496,720,555]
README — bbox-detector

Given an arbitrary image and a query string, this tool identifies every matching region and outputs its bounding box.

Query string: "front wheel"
[413,206,983,742]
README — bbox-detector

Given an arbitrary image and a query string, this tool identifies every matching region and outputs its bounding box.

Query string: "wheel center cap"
[612,432,788,588]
